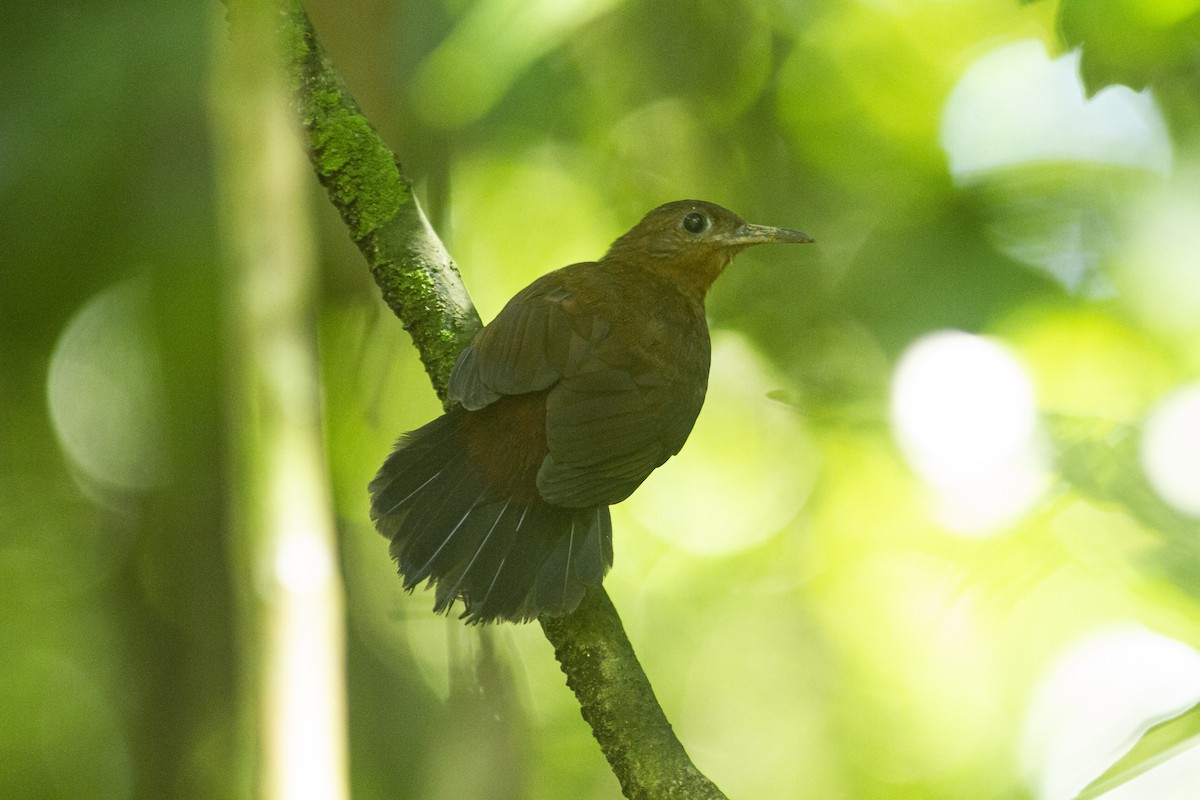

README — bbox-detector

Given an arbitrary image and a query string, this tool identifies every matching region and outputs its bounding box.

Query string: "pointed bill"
[722,222,814,247]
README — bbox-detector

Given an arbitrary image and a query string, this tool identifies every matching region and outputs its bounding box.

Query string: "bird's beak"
[723,222,814,247]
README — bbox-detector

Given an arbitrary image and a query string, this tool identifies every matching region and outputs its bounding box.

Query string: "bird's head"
[602,200,813,299]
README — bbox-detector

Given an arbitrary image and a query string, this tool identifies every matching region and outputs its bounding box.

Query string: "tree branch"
[279,0,480,401]
[275,3,728,797]
[540,591,730,800]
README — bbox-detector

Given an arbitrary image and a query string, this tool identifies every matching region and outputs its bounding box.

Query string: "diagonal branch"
[540,590,730,800]
[279,1,480,402]
[274,3,728,798]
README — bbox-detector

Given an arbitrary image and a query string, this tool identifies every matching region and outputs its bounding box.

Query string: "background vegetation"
[3,0,1199,798]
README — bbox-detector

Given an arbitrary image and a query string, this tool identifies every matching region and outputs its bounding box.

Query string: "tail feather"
[368,423,457,515]
[466,503,534,617]
[483,501,573,619]
[400,487,491,588]
[392,460,484,583]
[534,515,584,615]
[370,409,613,623]
[533,507,612,614]
[573,506,612,586]
[435,499,520,613]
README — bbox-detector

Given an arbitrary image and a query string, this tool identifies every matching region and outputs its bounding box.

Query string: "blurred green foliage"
[3,0,1199,799]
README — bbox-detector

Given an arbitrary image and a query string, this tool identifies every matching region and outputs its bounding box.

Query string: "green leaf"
[1074,702,1200,800]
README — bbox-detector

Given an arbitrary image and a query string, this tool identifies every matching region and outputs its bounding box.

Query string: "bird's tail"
[369,409,612,623]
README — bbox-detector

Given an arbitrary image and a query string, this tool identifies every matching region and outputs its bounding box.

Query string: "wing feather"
[446,262,705,510]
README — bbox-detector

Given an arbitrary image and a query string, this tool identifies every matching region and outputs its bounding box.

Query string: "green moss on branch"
[279,1,479,398]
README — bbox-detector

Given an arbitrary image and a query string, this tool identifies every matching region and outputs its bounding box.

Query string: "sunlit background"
[4,0,1200,798]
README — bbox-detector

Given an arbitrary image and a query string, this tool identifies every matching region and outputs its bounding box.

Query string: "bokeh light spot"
[891,330,1049,535]
[46,280,168,495]
[941,40,1172,180]
[274,532,335,594]
[1140,383,1200,519]
[1021,624,1200,800]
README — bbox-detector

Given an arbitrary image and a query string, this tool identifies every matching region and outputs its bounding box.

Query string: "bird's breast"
[628,299,710,383]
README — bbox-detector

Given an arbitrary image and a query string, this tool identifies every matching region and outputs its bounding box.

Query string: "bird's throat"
[656,250,733,303]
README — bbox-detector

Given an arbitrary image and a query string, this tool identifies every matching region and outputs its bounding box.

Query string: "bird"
[369,200,813,623]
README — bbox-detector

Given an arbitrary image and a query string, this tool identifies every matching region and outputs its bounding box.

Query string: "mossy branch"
[541,591,730,800]
[275,3,728,798]
[279,0,479,400]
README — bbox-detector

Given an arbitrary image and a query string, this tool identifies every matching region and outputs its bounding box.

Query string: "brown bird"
[370,200,812,623]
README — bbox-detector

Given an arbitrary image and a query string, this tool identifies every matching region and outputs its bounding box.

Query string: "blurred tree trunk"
[211,2,350,798]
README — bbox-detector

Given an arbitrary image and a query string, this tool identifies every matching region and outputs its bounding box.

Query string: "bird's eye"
[682,212,707,234]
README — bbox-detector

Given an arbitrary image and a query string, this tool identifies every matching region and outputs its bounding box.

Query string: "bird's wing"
[448,275,600,410]
[536,362,683,508]
[448,266,697,509]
